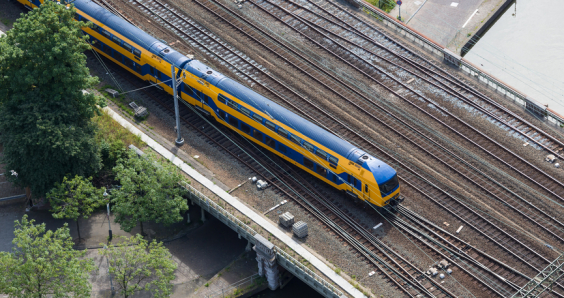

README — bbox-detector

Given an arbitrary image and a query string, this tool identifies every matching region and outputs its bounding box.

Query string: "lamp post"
[103,245,115,295]
[397,0,402,22]
[172,64,184,146]
[104,190,112,241]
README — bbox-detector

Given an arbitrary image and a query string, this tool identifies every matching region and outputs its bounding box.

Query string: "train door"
[362,183,370,203]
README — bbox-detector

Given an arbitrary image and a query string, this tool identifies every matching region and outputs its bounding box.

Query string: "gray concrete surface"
[389,0,508,52]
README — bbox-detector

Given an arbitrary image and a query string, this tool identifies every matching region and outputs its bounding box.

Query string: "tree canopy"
[0,215,95,298]
[0,2,105,197]
[101,235,177,298]
[111,150,188,234]
[47,175,106,240]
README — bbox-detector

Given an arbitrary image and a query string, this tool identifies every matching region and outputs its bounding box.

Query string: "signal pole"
[172,64,184,145]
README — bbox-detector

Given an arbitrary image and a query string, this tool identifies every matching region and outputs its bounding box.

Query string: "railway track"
[281,0,564,160]
[93,0,564,295]
[393,206,564,298]
[248,0,564,204]
[87,53,460,297]
[145,0,564,256]
[192,0,564,253]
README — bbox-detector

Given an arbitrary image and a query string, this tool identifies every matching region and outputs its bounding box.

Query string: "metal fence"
[359,1,564,129]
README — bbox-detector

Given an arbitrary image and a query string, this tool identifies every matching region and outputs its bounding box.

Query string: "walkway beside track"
[103,106,365,298]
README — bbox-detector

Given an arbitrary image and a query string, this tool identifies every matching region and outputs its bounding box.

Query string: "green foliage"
[366,0,396,13]
[0,2,106,197]
[94,111,145,170]
[111,150,189,234]
[47,175,106,240]
[101,235,177,298]
[0,215,94,297]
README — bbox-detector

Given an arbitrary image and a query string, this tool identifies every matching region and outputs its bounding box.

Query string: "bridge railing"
[179,181,345,298]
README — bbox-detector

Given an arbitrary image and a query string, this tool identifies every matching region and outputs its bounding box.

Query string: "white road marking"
[463,9,479,28]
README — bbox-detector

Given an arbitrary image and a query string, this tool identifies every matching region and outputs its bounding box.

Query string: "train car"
[16,0,403,209]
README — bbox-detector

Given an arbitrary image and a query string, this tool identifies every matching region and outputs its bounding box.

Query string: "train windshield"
[379,174,399,195]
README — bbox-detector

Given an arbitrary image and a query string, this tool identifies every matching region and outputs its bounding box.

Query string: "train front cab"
[346,153,403,211]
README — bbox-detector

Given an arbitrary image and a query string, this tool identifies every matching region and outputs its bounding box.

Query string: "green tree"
[101,235,177,298]
[0,215,95,297]
[0,1,105,198]
[111,150,188,234]
[47,175,106,241]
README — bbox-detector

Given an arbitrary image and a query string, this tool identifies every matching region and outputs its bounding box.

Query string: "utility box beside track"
[293,221,308,238]
[279,212,294,228]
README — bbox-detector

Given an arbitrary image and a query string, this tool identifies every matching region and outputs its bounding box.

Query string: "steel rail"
[397,206,564,298]
[250,0,564,203]
[310,0,564,160]
[98,0,560,296]
[103,2,452,291]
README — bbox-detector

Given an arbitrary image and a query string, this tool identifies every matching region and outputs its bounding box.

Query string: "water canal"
[464,0,564,116]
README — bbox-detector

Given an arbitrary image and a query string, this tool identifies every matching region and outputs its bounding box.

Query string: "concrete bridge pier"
[254,234,280,291]
[201,207,206,222]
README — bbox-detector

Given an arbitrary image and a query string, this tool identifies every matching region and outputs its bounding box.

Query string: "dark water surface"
[465,0,564,115]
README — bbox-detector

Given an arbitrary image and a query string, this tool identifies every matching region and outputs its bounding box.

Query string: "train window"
[228,100,238,110]
[315,149,327,159]
[329,156,338,165]
[278,144,287,154]
[217,94,227,104]
[290,134,301,145]
[332,173,337,183]
[252,113,263,123]
[218,110,226,120]
[74,12,80,20]
[365,184,368,193]
[303,142,314,153]
[240,107,251,117]
[122,43,132,52]
[347,175,352,184]
[91,24,100,32]
[205,95,212,105]
[241,123,251,135]
[133,49,141,57]
[150,67,155,76]
[103,45,112,56]
[91,39,101,49]
[228,116,238,127]
[194,90,203,102]
[157,71,162,80]
[303,158,314,170]
[253,130,262,141]
[379,174,399,195]
[102,30,111,39]
[265,121,276,131]
[112,36,122,45]
[277,127,288,138]
[265,137,275,149]
[135,64,142,74]
[316,165,327,177]
[183,84,194,97]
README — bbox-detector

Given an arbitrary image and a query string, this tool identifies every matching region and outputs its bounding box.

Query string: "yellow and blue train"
[15,0,402,208]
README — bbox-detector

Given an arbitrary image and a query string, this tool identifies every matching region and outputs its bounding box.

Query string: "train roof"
[76,0,360,160]
[215,77,358,158]
[75,0,190,68]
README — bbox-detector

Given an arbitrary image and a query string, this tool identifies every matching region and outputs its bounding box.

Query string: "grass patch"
[1,18,13,26]
[93,110,145,149]
[365,0,396,13]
